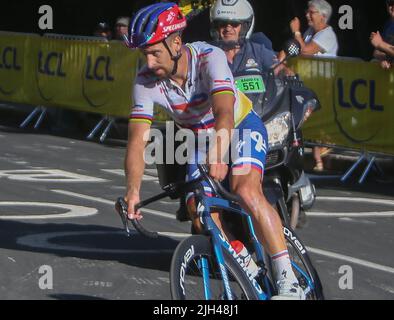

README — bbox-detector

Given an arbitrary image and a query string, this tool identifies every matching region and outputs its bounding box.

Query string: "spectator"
[288,0,338,57]
[114,16,130,40]
[93,22,112,40]
[281,0,338,172]
[370,0,394,69]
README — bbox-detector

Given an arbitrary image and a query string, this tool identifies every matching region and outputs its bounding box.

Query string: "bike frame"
[193,187,272,300]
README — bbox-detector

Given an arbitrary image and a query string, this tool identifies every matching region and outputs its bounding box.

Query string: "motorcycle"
[156,40,320,230]
[242,39,320,229]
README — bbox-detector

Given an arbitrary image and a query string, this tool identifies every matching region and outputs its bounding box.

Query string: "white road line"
[307,247,394,275]
[0,202,98,220]
[101,169,158,181]
[306,212,394,218]
[306,196,394,218]
[0,169,106,183]
[51,190,175,220]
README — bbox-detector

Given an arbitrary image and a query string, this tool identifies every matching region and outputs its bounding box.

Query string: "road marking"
[307,212,394,218]
[47,191,394,274]
[307,247,394,275]
[145,169,158,176]
[307,196,394,218]
[47,145,70,151]
[0,169,106,183]
[51,190,176,220]
[0,202,98,220]
[16,231,179,254]
[101,169,158,181]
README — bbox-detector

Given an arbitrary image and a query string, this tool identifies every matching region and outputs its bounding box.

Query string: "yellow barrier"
[0,32,141,117]
[0,32,38,104]
[1,31,393,155]
[289,56,394,156]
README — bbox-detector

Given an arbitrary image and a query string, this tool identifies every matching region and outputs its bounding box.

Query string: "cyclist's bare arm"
[209,93,235,182]
[124,121,151,219]
[207,92,237,242]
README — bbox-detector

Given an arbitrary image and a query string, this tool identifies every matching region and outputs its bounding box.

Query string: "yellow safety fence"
[0,31,140,117]
[289,56,394,155]
[1,31,393,155]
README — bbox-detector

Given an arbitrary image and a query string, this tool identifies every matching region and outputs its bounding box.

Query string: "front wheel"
[170,235,260,300]
[282,226,324,300]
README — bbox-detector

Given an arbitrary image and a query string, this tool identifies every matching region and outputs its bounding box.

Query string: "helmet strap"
[163,38,182,76]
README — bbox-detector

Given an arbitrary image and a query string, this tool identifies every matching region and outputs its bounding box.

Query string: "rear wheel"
[170,235,260,300]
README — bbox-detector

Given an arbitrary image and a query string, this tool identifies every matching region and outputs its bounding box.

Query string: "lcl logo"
[0,47,21,70]
[85,56,114,81]
[82,55,115,108]
[38,51,66,77]
[337,78,384,112]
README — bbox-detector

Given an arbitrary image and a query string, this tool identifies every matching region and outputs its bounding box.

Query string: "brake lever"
[115,197,134,237]
[115,197,159,238]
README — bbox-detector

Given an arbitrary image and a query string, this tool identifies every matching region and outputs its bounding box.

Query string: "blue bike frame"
[194,191,272,300]
[194,188,315,300]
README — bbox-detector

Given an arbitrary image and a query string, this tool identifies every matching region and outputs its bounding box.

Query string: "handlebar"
[116,165,243,238]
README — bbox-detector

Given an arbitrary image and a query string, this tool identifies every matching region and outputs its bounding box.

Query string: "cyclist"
[124,2,304,300]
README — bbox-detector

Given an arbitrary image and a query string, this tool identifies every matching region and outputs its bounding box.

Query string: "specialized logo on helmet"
[162,21,187,33]
[166,11,176,23]
[222,0,239,5]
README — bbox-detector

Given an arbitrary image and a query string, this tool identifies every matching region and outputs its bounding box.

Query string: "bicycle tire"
[282,225,325,300]
[275,197,323,299]
[170,235,260,300]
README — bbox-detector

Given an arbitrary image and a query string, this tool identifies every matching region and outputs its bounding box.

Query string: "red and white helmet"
[127,2,187,49]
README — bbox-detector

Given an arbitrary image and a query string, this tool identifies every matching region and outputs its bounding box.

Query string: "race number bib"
[235,75,266,94]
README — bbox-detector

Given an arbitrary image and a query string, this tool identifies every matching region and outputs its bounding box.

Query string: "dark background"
[0,0,389,60]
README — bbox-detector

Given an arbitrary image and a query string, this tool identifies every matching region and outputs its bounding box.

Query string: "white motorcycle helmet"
[210,0,255,42]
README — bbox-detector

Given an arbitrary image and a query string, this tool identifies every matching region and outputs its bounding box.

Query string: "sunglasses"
[214,21,242,29]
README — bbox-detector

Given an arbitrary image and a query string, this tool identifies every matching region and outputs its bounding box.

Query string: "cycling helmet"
[210,0,255,42]
[127,2,187,75]
[127,2,187,49]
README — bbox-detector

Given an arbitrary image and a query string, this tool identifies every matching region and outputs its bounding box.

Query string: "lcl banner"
[0,31,37,104]
[289,56,394,156]
[0,32,141,117]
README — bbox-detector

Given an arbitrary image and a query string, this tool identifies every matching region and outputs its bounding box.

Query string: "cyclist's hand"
[209,163,228,182]
[124,193,143,221]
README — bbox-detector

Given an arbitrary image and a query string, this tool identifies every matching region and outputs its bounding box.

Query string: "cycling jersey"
[130,41,253,132]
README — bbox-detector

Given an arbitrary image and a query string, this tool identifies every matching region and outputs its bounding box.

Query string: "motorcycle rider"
[210,0,294,116]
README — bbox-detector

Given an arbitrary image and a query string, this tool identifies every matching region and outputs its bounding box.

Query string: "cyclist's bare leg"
[187,198,236,242]
[230,167,287,255]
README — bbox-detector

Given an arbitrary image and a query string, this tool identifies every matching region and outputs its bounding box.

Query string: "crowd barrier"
[0,31,140,118]
[0,31,393,157]
[289,56,393,156]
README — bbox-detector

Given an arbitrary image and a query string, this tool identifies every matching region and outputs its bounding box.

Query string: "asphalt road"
[0,125,393,300]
